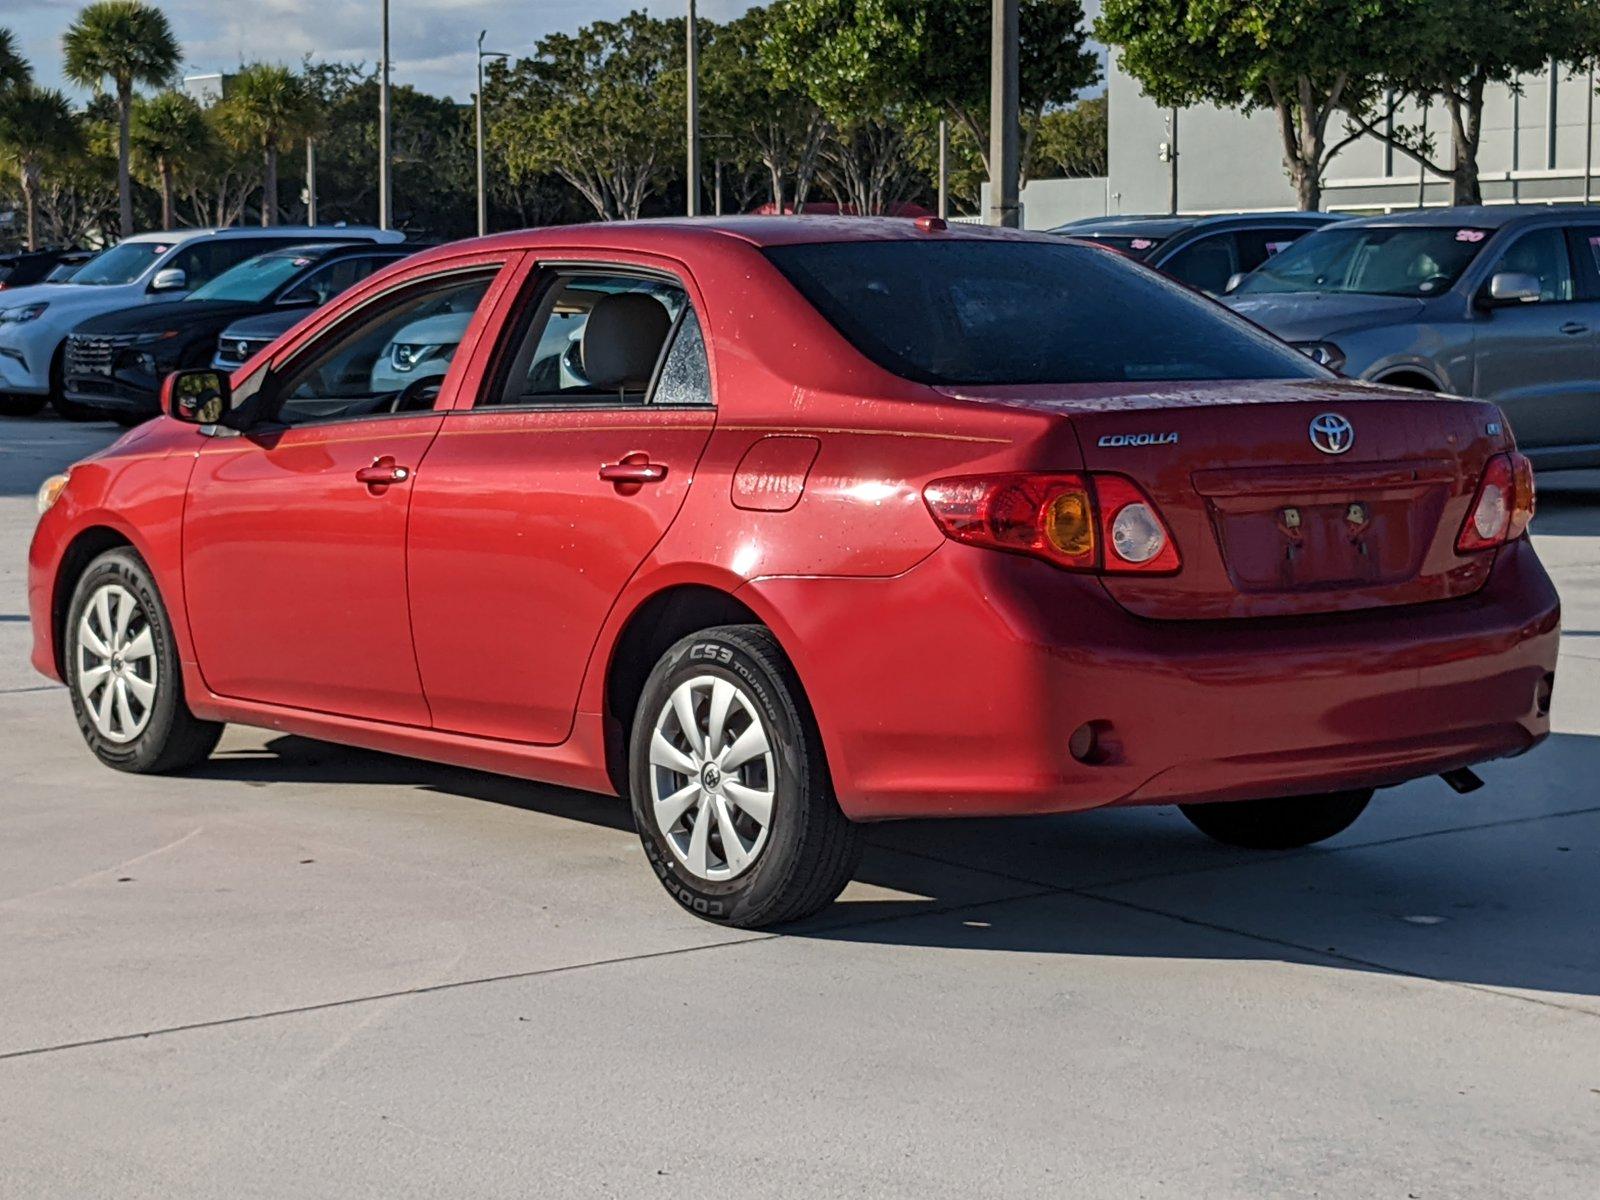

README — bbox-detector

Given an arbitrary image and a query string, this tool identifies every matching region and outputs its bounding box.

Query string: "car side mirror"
[1224,272,1247,295]
[149,267,188,293]
[163,368,233,425]
[1486,271,1542,306]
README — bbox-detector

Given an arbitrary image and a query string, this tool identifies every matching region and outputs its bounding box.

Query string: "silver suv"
[1224,205,1600,470]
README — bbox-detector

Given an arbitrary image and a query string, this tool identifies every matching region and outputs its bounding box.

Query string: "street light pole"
[379,0,392,230]
[937,118,949,219]
[987,0,1020,227]
[306,136,318,226]
[476,32,510,237]
[686,0,700,217]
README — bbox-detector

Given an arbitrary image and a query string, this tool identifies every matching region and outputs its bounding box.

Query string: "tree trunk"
[1448,78,1486,206]
[159,159,175,231]
[21,165,39,251]
[261,147,278,226]
[117,80,134,237]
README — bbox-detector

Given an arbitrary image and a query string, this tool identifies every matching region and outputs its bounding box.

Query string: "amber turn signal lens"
[1043,490,1095,559]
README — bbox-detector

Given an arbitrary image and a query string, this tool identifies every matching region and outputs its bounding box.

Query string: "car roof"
[120,225,401,245]
[406,216,1069,273]
[1051,212,1339,238]
[1338,204,1600,230]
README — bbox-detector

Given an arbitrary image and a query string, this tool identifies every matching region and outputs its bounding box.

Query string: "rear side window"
[765,240,1322,386]
[1160,234,1237,295]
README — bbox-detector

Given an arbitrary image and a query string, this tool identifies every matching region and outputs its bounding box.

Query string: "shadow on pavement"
[199,728,1600,1002]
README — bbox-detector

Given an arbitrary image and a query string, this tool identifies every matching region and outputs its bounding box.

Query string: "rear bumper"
[745,537,1559,820]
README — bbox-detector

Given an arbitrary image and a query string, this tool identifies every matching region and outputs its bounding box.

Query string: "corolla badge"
[1097,431,1179,448]
[1308,412,1355,455]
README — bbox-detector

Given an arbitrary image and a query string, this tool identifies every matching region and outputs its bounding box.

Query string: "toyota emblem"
[1308,412,1354,455]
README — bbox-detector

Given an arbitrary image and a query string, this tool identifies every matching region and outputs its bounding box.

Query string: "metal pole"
[1587,61,1595,205]
[937,118,949,219]
[987,0,1020,227]
[1511,77,1521,203]
[686,0,699,217]
[1547,57,1559,170]
[1166,108,1179,216]
[714,159,723,216]
[477,31,487,237]
[306,137,318,226]
[1417,101,1429,208]
[378,0,392,230]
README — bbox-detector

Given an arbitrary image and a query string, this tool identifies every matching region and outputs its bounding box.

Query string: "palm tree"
[0,27,33,94]
[63,1,180,237]
[218,64,318,227]
[132,90,209,230]
[0,87,83,249]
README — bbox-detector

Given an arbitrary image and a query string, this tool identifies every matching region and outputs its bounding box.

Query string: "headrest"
[582,293,671,391]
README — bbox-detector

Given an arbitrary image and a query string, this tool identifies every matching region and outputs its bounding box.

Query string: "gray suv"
[1225,205,1600,470]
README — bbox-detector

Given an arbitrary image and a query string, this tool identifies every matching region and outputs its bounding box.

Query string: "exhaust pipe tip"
[1440,767,1485,795]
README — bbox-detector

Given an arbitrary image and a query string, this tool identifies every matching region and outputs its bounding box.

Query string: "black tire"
[0,392,48,417]
[629,625,861,929]
[111,411,151,428]
[1180,789,1374,850]
[63,548,223,774]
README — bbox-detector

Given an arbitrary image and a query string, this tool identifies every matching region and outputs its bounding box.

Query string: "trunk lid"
[935,379,1511,619]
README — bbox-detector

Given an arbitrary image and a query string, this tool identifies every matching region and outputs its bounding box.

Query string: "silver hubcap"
[75,583,158,744]
[648,674,775,882]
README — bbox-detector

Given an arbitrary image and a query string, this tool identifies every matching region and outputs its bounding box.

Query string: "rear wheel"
[64,548,223,774]
[629,625,861,928]
[1180,789,1373,850]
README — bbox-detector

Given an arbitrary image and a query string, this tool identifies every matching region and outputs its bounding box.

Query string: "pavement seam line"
[0,883,1058,1064]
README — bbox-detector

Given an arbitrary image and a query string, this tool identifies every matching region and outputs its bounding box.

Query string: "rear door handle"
[600,452,668,494]
[1560,321,1589,336]
[356,456,411,487]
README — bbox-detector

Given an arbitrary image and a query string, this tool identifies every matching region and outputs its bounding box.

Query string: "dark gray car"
[1224,205,1600,469]
[1051,211,1343,296]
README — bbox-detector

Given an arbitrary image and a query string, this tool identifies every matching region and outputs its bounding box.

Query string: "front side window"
[1235,226,1490,298]
[485,272,689,408]
[271,270,496,426]
[279,256,392,306]
[1492,229,1574,303]
[1161,234,1237,296]
[766,240,1322,386]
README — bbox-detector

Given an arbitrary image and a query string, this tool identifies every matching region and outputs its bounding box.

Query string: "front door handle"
[600,452,668,495]
[1560,321,1589,336]
[356,456,411,489]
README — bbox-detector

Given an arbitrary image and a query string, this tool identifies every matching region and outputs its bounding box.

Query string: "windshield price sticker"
[1455,229,1488,243]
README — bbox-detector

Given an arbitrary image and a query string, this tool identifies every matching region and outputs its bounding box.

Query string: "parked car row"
[1056,204,1600,471]
[0,225,406,420]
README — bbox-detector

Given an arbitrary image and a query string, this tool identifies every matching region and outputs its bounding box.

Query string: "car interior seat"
[582,293,672,395]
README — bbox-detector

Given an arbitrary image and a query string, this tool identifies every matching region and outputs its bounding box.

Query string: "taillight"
[923,472,1179,574]
[1456,451,1536,553]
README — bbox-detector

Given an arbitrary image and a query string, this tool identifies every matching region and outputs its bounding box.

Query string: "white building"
[1016,56,1600,228]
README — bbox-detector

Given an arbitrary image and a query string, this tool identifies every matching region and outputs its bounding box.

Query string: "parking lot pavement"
[2,415,1597,1199]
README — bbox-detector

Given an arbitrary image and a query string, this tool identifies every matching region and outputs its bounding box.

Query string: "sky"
[6,0,763,104]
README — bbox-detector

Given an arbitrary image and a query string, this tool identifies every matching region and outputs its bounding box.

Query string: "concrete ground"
[2,414,1597,1199]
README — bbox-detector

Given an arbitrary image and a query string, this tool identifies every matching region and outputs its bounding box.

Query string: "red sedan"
[28,218,1559,927]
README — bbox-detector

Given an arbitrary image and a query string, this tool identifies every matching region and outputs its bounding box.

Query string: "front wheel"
[1180,789,1374,850]
[629,625,861,929]
[64,548,224,773]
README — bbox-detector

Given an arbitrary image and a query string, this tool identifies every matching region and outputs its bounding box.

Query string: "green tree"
[0,27,33,94]
[218,64,319,226]
[1097,0,1388,210]
[1347,1,1600,205]
[132,90,210,230]
[1034,94,1107,178]
[0,86,83,248]
[62,0,180,236]
[490,11,683,221]
[700,7,828,212]
[764,0,1098,183]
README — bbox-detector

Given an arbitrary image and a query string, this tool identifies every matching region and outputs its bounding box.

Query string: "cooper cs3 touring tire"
[64,548,223,774]
[629,625,862,929]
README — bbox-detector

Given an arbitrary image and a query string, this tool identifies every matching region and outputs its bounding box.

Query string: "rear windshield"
[1234,226,1491,298]
[764,240,1323,386]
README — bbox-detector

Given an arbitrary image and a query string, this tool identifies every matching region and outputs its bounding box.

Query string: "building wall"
[1020,56,1600,227]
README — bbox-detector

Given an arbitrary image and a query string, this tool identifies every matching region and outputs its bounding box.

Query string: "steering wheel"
[390,374,442,412]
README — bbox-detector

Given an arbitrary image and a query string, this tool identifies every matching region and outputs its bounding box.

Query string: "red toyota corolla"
[28,218,1559,927]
